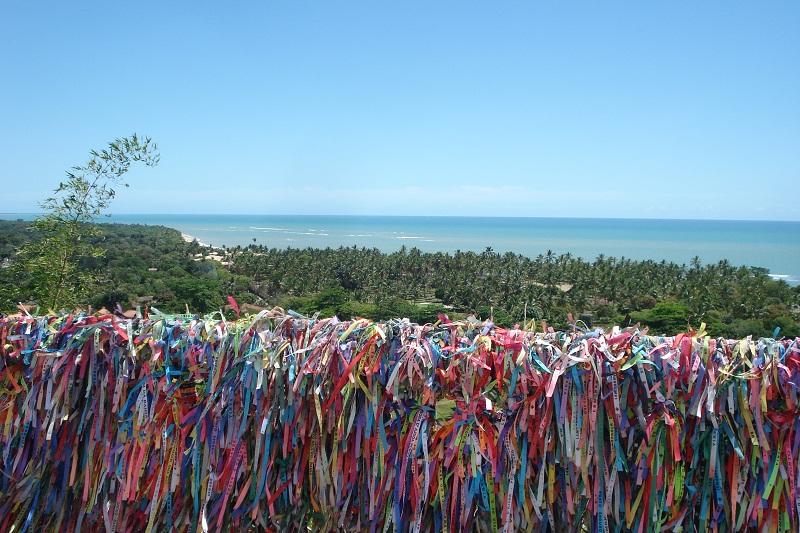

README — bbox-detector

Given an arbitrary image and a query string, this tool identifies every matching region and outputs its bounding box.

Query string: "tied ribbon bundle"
[0,312,799,532]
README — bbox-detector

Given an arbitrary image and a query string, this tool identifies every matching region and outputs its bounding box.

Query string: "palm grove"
[1,136,798,338]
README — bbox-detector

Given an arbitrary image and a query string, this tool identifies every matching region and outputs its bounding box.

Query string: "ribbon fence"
[0,311,799,532]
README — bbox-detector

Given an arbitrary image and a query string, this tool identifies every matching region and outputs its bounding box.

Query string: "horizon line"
[1,212,799,224]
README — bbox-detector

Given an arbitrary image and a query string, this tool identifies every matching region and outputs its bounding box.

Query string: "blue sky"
[1,2,798,219]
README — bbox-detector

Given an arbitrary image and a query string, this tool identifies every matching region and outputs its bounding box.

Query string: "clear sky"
[1,2,798,220]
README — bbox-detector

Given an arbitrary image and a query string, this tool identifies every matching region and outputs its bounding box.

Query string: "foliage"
[630,301,692,334]
[0,222,252,315]
[10,135,158,310]
[2,219,799,336]
[280,286,447,323]
[229,245,800,337]
[167,277,222,313]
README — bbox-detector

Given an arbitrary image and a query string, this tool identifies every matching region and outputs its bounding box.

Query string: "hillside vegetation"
[1,219,798,337]
[0,220,252,313]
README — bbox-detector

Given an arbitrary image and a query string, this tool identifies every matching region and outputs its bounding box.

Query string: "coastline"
[181,232,216,249]
[1,214,798,284]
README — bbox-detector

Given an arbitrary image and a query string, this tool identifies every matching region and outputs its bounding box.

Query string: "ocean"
[3,213,799,284]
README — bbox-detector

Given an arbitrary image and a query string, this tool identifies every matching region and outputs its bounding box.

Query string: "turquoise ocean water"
[3,214,799,284]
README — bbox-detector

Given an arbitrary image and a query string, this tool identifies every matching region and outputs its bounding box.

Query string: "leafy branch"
[15,135,159,311]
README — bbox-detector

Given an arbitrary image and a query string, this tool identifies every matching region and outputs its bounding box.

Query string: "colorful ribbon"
[0,311,799,531]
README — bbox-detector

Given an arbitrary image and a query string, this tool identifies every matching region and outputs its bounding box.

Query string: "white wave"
[249,226,287,231]
[769,273,798,283]
[276,230,330,236]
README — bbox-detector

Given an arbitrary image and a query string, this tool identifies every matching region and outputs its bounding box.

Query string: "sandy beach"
[181,232,214,248]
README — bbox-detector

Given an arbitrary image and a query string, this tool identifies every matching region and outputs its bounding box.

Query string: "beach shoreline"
[181,232,217,249]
